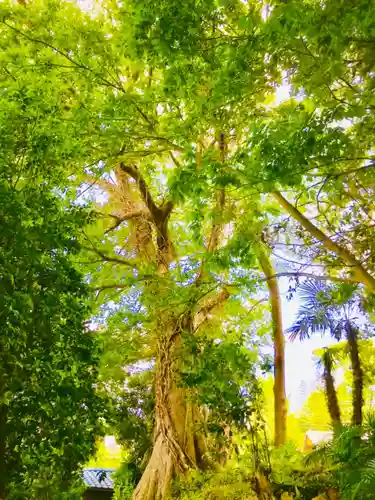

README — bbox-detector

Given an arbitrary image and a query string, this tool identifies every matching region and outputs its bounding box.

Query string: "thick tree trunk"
[322,350,341,429]
[257,246,287,446]
[132,322,206,500]
[346,323,363,426]
[273,191,375,292]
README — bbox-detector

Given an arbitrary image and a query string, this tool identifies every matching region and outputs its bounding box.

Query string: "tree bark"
[346,323,363,426]
[257,246,287,446]
[132,321,206,500]
[272,191,375,292]
[322,350,341,429]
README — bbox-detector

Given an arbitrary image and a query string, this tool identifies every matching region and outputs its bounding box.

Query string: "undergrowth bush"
[171,463,260,500]
[305,414,375,499]
[114,424,375,500]
[113,461,141,500]
[270,443,333,499]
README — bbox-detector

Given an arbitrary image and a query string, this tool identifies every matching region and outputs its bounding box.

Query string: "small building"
[303,430,333,452]
[83,468,115,500]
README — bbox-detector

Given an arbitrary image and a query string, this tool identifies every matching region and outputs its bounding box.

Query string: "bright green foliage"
[269,443,334,499]
[2,0,375,497]
[179,327,260,423]
[170,442,333,500]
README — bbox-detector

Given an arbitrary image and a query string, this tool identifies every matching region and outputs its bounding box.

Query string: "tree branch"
[119,163,174,271]
[119,164,160,220]
[93,275,162,295]
[273,191,375,291]
[208,188,226,253]
[195,188,226,285]
[93,283,129,291]
[96,210,151,234]
[193,288,230,331]
[82,245,137,268]
[262,272,359,284]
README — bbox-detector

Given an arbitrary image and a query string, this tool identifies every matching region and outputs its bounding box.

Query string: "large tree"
[4,1,375,498]
[0,3,279,498]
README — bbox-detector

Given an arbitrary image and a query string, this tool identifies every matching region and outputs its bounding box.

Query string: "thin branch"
[248,298,268,315]
[82,245,137,268]
[262,272,359,284]
[270,250,329,268]
[93,275,167,296]
[93,283,129,291]
[100,210,150,234]
[169,151,181,167]
[119,148,171,157]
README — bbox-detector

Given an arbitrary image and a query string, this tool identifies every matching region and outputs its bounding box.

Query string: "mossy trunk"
[346,323,363,426]
[132,322,206,500]
[322,351,341,429]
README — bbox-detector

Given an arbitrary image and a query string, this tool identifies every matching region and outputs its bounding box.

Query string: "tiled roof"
[83,468,116,490]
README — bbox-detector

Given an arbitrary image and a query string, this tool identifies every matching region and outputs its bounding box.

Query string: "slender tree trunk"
[346,323,363,426]
[132,320,206,500]
[272,191,375,292]
[322,350,341,429]
[257,246,287,446]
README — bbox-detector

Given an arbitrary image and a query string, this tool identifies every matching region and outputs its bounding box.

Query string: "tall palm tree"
[288,281,365,426]
[314,346,342,428]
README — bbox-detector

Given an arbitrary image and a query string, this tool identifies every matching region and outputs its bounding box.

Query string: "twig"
[262,272,359,284]
[82,245,137,268]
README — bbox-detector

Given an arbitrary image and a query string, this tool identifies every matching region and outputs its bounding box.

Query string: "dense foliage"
[2,0,375,498]
[0,178,101,498]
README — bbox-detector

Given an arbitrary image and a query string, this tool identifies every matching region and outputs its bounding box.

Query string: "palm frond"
[303,442,333,467]
[288,307,334,341]
[288,280,349,341]
[298,280,331,308]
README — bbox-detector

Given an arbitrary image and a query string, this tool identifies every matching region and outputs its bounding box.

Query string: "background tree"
[0,6,104,494]
[236,0,375,293]
[289,280,370,425]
